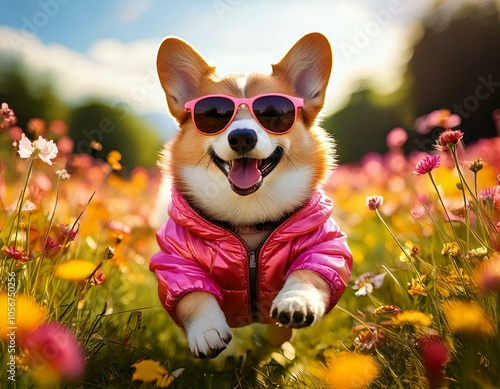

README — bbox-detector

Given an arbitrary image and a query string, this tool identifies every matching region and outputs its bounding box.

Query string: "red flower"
[2,245,33,262]
[42,237,61,257]
[436,129,464,150]
[413,155,441,176]
[60,223,79,242]
[418,334,450,388]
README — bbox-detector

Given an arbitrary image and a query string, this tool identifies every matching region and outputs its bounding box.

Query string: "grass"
[0,106,499,388]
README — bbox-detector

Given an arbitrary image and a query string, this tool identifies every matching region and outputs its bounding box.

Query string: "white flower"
[18,134,34,158]
[56,169,71,180]
[353,272,386,296]
[17,134,58,165]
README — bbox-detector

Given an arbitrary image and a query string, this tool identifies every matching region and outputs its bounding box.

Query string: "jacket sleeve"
[149,219,224,326]
[285,217,353,314]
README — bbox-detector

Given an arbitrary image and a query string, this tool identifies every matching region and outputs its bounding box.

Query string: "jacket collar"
[168,188,333,240]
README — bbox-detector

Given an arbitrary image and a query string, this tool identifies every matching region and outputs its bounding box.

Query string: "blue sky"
[0,0,479,137]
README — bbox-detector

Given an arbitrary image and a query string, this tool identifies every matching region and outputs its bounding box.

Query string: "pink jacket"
[150,189,353,328]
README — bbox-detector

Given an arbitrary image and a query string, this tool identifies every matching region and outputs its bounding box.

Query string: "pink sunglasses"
[184,93,304,135]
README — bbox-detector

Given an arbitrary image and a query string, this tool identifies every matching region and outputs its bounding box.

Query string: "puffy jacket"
[150,188,353,328]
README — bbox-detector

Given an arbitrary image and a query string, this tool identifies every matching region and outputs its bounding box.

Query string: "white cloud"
[113,0,155,23]
[0,0,435,138]
[0,26,167,118]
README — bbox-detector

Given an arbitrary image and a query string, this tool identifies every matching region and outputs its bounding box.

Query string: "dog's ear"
[157,37,215,122]
[272,33,332,113]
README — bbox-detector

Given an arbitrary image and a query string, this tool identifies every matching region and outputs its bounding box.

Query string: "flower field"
[1,103,499,388]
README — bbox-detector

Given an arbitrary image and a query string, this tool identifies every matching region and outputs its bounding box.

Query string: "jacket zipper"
[185,209,293,322]
[188,215,257,319]
[248,251,258,321]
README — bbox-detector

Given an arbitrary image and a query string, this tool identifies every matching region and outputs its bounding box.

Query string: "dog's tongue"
[228,158,261,189]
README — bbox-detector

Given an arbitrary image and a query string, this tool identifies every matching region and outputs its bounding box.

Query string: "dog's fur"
[157,33,335,358]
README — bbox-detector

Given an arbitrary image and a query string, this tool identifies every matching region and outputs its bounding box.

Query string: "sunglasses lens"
[193,97,235,133]
[252,96,296,133]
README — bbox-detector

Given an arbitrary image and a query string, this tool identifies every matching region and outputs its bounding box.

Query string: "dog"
[150,32,353,358]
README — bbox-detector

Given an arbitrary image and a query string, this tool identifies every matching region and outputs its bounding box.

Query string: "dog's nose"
[228,129,257,154]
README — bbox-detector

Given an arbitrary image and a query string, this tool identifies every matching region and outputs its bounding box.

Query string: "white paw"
[185,318,232,358]
[181,296,232,358]
[271,272,328,328]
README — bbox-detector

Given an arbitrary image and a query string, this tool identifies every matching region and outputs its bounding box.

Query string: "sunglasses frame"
[184,93,304,135]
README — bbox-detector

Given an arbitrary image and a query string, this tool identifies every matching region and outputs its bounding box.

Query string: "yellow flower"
[435,267,476,297]
[0,293,45,340]
[55,259,97,281]
[441,242,461,259]
[399,241,420,262]
[392,310,432,328]
[311,350,380,389]
[442,301,494,336]
[131,359,174,387]
[407,276,427,296]
[107,150,122,171]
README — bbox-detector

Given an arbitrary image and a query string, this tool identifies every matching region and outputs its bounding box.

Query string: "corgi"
[151,32,353,358]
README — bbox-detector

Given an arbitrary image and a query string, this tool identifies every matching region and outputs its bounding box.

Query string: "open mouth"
[210,147,284,196]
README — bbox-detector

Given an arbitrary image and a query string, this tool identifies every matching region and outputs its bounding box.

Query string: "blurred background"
[1,0,499,171]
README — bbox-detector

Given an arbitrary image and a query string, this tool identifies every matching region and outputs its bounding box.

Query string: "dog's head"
[157,33,335,226]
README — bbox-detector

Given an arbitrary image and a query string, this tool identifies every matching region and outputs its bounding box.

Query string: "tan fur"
[157,33,335,223]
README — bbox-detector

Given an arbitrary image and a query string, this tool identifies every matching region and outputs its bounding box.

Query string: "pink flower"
[49,120,68,135]
[415,110,461,134]
[27,118,47,136]
[0,102,17,129]
[366,196,383,211]
[478,255,500,293]
[413,155,441,175]
[435,130,464,151]
[386,127,408,149]
[426,109,461,129]
[18,134,59,165]
[479,186,500,203]
[23,322,85,382]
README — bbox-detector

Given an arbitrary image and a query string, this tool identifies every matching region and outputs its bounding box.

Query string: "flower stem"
[375,209,422,279]
[427,171,461,246]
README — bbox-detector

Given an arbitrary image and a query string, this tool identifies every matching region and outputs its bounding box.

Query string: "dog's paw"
[270,271,328,328]
[179,293,233,358]
[185,316,232,358]
[271,289,325,328]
